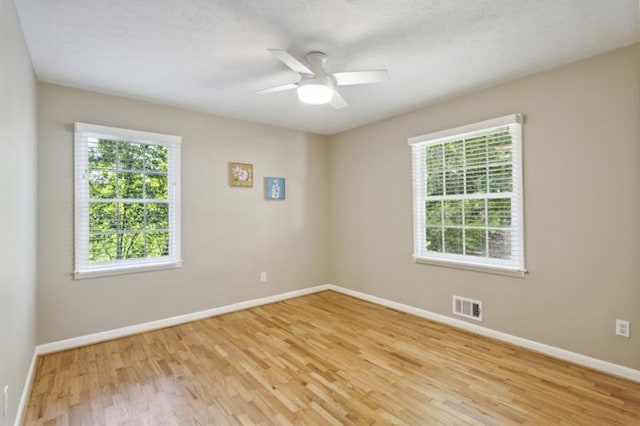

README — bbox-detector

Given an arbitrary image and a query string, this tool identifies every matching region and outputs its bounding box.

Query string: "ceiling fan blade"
[330,89,348,109]
[267,49,314,75]
[255,83,298,94]
[333,70,389,86]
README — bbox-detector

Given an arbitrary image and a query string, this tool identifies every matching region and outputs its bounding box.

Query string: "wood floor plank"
[24,291,640,425]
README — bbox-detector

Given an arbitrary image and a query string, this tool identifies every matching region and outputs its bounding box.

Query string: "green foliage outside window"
[87,139,170,263]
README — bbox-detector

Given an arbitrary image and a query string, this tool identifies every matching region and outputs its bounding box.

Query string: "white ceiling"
[14,0,639,135]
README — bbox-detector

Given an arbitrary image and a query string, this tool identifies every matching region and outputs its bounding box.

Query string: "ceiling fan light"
[297,83,333,105]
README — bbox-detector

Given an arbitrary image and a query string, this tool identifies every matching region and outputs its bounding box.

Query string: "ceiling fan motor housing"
[304,51,329,74]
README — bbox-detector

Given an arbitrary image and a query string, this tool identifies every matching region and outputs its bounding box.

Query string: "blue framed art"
[265,177,285,200]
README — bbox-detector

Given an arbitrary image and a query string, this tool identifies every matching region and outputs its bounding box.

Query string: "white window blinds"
[74,123,182,279]
[408,114,525,275]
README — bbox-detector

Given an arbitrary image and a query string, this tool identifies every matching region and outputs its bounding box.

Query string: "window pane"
[120,203,145,230]
[488,198,511,228]
[426,144,443,171]
[465,228,486,256]
[89,233,117,263]
[464,199,485,226]
[465,136,486,168]
[119,172,144,199]
[120,232,145,259]
[119,142,146,170]
[426,145,444,196]
[89,202,118,232]
[488,164,512,193]
[489,230,511,259]
[465,167,487,194]
[147,231,170,257]
[425,201,442,226]
[427,171,444,196]
[145,144,168,172]
[445,170,464,195]
[426,227,443,253]
[444,227,463,254]
[145,174,168,200]
[147,203,169,230]
[445,140,464,195]
[443,200,462,225]
[445,141,463,170]
[88,140,117,169]
[89,170,117,199]
[487,131,512,163]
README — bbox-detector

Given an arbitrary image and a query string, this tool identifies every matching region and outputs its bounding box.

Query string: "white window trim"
[74,122,182,279]
[408,114,526,277]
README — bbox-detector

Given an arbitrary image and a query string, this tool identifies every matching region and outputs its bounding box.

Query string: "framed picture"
[229,162,253,187]
[265,177,285,200]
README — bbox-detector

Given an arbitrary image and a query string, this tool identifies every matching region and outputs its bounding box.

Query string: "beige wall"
[329,45,640,369]
[0,2,38,425]
[37,83,329,343]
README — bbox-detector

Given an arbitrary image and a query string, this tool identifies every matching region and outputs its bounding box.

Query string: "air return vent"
[453,296,482,321]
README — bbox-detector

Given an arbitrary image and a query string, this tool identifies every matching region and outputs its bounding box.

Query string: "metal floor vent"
[453,296,482,321]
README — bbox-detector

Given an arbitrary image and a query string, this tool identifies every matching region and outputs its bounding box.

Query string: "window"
[74,123,182,278]
[408,114,525,276]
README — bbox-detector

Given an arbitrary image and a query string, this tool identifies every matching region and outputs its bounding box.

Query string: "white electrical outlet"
[260,272,267,282]
[616,319,630,338]
[3,385,8,418]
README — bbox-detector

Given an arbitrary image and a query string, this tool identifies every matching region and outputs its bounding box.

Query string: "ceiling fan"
[256,49,389,109]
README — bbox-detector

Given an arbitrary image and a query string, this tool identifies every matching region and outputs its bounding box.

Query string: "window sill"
[412,256,527,278]
[74,260,182,280]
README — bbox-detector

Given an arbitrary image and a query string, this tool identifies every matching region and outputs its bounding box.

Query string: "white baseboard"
[325,284,640,383]
[20,282,638,425]
[36,284,332,355]
[14,349,38,426]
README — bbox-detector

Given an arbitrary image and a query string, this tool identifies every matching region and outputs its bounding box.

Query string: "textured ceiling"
[14,0,639,135]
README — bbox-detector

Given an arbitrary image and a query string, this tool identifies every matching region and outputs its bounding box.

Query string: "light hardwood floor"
[25,291,640,425]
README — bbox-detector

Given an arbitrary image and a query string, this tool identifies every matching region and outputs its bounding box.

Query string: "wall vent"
[453,295,482,321]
